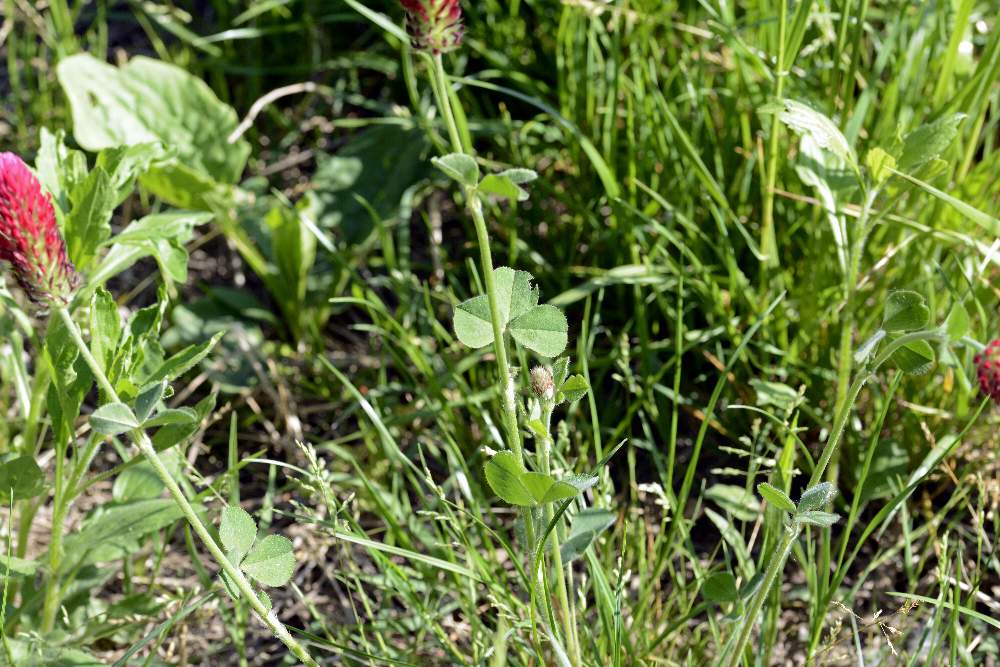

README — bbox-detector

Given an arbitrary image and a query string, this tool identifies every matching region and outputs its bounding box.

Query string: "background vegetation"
[1,0,998,664]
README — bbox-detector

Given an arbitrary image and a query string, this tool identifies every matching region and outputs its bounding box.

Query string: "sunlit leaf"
[798,482,836,512]
[770,99,855,167]
[91,402,140,436]
[757,482,796,513]
[484,451,534,506]
[219,506,257,563]
[897,113,965,172]
[241,534,296,587]
[509,305,568,357]
[431,153,479,186]
[882,291,929,332]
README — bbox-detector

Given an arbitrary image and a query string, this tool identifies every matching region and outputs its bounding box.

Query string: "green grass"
[1,0,998,665]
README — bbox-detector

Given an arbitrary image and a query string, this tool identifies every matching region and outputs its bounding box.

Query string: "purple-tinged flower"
[401,0,464,54]
[974,340,1000,404]
[0,152,79,304]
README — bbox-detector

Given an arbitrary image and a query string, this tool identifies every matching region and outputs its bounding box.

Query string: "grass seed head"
[0,152,79,305]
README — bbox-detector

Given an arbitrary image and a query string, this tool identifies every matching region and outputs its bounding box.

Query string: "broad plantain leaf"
[57,53,250,208]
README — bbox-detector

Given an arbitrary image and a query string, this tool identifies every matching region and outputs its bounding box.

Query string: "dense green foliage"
[1,1,998,665]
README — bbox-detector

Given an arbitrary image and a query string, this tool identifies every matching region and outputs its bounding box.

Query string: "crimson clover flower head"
[0,152,80,305]
[401,0,464,54]
[974,340,1000,404]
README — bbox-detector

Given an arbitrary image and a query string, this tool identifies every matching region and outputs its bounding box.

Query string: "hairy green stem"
[729,326,950,660]
[540,402,580,666]
[725,524,800,666]
[725,324,946,661]
[54,308,319,667]
[830,187,877,460]
[818,186,878,606]
[425,53,524,465]
[40,459,68,632]
[424,50,545,658]
[809,372,869,489]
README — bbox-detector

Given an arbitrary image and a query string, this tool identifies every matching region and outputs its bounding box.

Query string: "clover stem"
[54,307,320,667]
[540,403,579,666]
[40,457,67,632]
[424,51,544,652]
[734,324,949,662]
[725,523,800,667]
[426,54,524,466]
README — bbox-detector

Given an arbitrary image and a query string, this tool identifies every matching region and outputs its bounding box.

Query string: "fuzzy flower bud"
[401,0,464,54]
[0,152,79,304]
[530,365,555,401]
[974,340,1000,404]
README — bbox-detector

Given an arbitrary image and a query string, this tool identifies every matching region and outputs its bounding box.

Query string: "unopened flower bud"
[401,0,464,54]
[530,365,555,400]
[0,153,79,305]
[974,340,1000,404]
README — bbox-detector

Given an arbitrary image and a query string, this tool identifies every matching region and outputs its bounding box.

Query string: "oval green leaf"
[220,505,257,562]
[701,571,739,603]
[509,305,568,358]
[484,451,534,506]
[891,339,935,375]
[798,482,836,512]
[757,482,796,513]
[91,402,140,436]
[241,534,295,587]
[882,291,929,332]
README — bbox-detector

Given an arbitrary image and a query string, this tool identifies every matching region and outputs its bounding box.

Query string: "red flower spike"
[974,340,1000,404]
[401,0,463,54]
[0,152,80,305]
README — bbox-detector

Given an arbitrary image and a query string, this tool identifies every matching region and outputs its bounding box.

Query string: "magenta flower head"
[974,340,1000,404]
[0,152,80,305]
[401,0,464,54]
